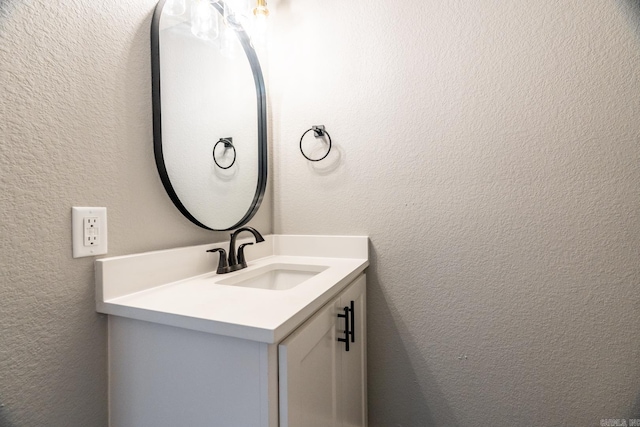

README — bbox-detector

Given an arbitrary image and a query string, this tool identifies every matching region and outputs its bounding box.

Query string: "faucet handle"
[237,243,254,269]
[206,248,229,274]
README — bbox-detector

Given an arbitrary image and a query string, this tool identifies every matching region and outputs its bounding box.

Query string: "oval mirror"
[151,0,267,230]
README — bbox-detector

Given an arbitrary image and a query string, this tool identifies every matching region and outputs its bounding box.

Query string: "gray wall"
[0,0,271,425]
[268,0,640,425]
[1,0,640,426]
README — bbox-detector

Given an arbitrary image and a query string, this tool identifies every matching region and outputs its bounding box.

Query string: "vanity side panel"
[108,317,269,427]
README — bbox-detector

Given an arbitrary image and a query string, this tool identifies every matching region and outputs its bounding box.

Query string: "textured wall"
[2,0,640,425]
[0,0,271,425]
[268,0,640,425]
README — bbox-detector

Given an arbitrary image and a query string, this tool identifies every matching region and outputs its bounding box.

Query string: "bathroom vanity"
[138,3,368,424]
[96,235,368,427]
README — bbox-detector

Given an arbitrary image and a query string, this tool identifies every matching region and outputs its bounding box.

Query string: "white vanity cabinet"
[107,274,367,427]
[279,274,367,427]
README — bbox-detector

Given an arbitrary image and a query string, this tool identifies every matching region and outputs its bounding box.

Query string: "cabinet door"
[338,275,367,427]
[279,298,341,427]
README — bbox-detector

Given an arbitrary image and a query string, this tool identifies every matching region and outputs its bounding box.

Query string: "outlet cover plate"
[72,207,108,258]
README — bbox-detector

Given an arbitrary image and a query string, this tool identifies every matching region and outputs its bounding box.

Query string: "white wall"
[0,0,271,425]
[268,0,640,425]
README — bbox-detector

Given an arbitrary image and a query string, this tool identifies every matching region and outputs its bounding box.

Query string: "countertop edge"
[98,259,369,344]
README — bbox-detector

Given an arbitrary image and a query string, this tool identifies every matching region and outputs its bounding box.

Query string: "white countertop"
[96,235,369,343]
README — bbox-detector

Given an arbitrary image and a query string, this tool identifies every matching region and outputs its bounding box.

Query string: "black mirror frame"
[150,0,268,231]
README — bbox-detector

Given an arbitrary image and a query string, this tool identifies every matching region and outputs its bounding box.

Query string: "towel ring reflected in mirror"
[213,138,237,170]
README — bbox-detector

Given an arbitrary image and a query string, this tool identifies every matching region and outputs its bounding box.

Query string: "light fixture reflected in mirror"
[165,0,186,16]
[221,23,241,58]
[191,0,220,41]
[177,0,269,48]
[224,0,250,30]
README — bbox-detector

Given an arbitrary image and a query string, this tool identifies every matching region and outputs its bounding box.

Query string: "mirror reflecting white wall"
[152,0,267,230]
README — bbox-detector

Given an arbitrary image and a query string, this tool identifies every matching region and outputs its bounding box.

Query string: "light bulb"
[165,0,186,16]
[251,0,269,48]
[251,0,269,49]
[191,0,219,41]
[252,0,269,21]
[220,24,240,58]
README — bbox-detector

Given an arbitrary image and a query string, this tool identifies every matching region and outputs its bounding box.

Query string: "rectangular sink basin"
[216,263,328,291]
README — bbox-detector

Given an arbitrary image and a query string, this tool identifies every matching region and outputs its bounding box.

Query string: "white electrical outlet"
[84,217,99,246]
[72,207,107,258]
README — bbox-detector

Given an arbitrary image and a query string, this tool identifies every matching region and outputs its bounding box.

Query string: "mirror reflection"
[151,0,267,231]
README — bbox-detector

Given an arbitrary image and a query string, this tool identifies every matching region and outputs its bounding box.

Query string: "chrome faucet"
[206,226,265,274]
